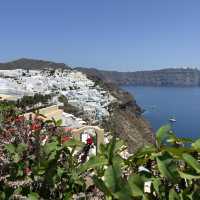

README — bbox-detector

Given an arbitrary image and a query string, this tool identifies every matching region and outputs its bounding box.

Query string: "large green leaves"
[5,144,15,154]
[192,139,200,151]
[156,152,179,182]
[104,164,123,192]
[128,174,145,197]
[62,139,83,148]
[28,192,40,200]
[4,143,28,163]
[182,153,200,173]
[156,124,171,146]
[169,189,180,200]
[78,156,108,174]
[178,171,200,180]
[44,141,59,155]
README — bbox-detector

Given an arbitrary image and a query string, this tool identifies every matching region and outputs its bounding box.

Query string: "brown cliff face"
[106,85,153,153]
[85,74,153,153]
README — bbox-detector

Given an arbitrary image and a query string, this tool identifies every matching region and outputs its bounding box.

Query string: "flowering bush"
[0,104,200,199]
[0,109,90,199]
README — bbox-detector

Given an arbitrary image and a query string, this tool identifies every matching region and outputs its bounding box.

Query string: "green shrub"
[0,107,200,200]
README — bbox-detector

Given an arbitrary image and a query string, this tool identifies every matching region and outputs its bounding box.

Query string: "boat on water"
[169,117,176,122]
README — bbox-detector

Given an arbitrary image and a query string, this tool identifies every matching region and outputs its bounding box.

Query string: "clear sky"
[1,0,200,71]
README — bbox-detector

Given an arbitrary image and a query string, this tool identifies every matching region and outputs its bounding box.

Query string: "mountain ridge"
[0,58,69,70]
[1,58,199,87]
[77,67,200,87]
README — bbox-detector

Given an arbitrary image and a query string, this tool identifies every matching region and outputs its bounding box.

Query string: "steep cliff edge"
[77,67,200,87]
[84,73,153,153]
[108,86,153,153]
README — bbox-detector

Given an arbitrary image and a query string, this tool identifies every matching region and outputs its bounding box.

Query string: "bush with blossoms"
[0,102,200,199]
[0,103,97,199]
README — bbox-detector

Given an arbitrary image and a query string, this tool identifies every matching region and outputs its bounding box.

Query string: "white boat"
[169,117,176,122]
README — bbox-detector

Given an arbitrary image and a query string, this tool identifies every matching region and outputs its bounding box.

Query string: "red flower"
[31,123,41,131]
[61,136,71,144]
[15,115,25,122]
[87,137,93,145]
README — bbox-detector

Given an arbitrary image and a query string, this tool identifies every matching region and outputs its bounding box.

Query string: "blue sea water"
[122,86,200,139]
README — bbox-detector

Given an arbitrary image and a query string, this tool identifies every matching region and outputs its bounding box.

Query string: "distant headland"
[77,67,200,87]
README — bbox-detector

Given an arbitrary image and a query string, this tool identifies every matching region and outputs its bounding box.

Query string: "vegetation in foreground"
[0,104,200,199]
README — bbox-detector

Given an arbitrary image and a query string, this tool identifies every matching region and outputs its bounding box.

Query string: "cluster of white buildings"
[0,68,116,123]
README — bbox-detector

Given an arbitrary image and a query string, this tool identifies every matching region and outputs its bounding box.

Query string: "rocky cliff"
[107,86,153,152]
[77,67,200,87]
[84,73,153,152]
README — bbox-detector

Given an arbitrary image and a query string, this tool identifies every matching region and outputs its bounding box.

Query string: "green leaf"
[44,141,58,155]
[56,119,62,126]
[178,171,200,180]
[93,175,111,196]
[28,192,39,200]
[163,146,193,157]
[13,153,20,163]
[113,190,133,200]
[156,152,179,182]
[152,178,162,194]
[104,164,122,192]
[108,136,117,164]
[48,151,57,161]
[17,169,24,177]
[156,124,171,145]
[57,167,64,178]
[167,136,193,145]
[128,174,144,197]
[62,139,83,148]
[78,156,108,174]
[182,153,200,173]
[5,144,15,154]
[142,194,151,200]
[0,191,5,200]
[115,139,125,152]
[132,144,156,159]
[192,139,200,151]
[169,189,180,200]
[16,143,27,154]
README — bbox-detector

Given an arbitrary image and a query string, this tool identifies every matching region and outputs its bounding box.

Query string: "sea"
[122,85,200,139]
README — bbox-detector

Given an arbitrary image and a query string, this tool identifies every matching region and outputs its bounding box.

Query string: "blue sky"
[1,0,200,71]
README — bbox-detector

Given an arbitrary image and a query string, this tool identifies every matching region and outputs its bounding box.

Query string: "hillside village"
[0,68,118,155]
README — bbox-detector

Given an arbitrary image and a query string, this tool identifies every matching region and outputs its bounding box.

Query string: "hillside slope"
[0,58,69,70]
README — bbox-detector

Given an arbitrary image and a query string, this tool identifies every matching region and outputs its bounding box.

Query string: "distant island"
[77,67,200,87]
